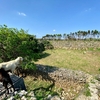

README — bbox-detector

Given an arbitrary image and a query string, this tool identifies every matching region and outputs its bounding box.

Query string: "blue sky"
[0,0,100,38]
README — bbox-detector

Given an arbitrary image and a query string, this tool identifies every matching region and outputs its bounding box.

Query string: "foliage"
[83,83,91,97]
[41,40,54,49]
[0,24,45,69]
[42,30,100,40]
[84,88,91,97]
[35,89,58,100]
[24,62,37,70]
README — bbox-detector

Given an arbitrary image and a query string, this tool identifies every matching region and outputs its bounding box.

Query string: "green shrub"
[84,83,91,96]
[0,25,45,64]
[24,62,37,70]
[41,40,54,49]
[84,88,91,96]
[0,24,46,72]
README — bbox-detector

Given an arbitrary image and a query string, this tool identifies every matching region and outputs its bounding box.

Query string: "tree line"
[42,30,100,40]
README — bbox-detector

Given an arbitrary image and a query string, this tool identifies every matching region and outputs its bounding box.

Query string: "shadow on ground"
[15,64,59,94]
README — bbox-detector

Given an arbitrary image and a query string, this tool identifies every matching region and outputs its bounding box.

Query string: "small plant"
[85,83,89,88]
[84,88,91,96]
[98,68,100,71]
[56,87,63,95]
[34,88,58,100]
[24,62,37,70]
[14,93,20,99]
[41,40,54,49]
[84,83,91,96]
[3,98,7,100]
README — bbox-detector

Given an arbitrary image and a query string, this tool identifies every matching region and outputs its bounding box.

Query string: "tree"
[0,25,45,63]
[58,34,62,40]
[93,30,98,38]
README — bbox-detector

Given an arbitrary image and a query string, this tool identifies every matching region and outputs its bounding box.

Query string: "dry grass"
[35,49,100,75]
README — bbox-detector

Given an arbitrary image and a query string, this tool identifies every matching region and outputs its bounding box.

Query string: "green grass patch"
[84,89,91,97]
[83,83,91,97]
[24,76,52,90]
[35,49,100,74]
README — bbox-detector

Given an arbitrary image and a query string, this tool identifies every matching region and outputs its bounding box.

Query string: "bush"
[0,25,45,69]
[41,40,54,49]
[24,62,37,70]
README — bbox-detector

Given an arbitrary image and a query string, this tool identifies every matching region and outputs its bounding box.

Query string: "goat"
[0,68,15,94]
[0,57,23,74]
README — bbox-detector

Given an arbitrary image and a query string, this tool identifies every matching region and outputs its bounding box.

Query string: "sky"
[0,0,100,38]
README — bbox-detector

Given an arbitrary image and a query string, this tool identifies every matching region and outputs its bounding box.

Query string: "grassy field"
[24,47,100,99]
[35,48,100,75]
[24,41,100,99]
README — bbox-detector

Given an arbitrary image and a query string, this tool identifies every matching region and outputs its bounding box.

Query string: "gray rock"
[18,90,27,97]
[28,91,35,97]
[50,95,61,100]
[7,96,15,100]
[30,97,37,100]
[21,96,27,100]
[95,74,100,81]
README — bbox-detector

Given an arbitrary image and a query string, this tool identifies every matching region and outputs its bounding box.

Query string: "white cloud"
[53,29,56,32]
[18,12,26,16]
[85,8,91,12]
[79,8,92,15]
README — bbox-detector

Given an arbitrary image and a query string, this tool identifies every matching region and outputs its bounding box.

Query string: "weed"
[84,88,91,97]
[84,83,91,97]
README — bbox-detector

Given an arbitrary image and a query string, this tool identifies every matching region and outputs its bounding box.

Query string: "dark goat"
[0,68,15,94]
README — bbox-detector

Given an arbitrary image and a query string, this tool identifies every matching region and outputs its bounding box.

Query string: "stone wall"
[51,40,100,50]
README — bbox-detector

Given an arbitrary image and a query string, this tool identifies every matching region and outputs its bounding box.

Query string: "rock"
[89,83,96,88]
[96,84,100,90]
[30,97,37,100]
[89,87,98,94]
[75,94,88,100]
[18,90,27,97]
[50,95,61,100]
[7,96,15,100]
[28,91,35,97]
[88,94,98,100]
[95,74,100,81]
[21,96,27,100]
[86,75,93,83]
[47,94,52,99]
[14,91,18,95]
